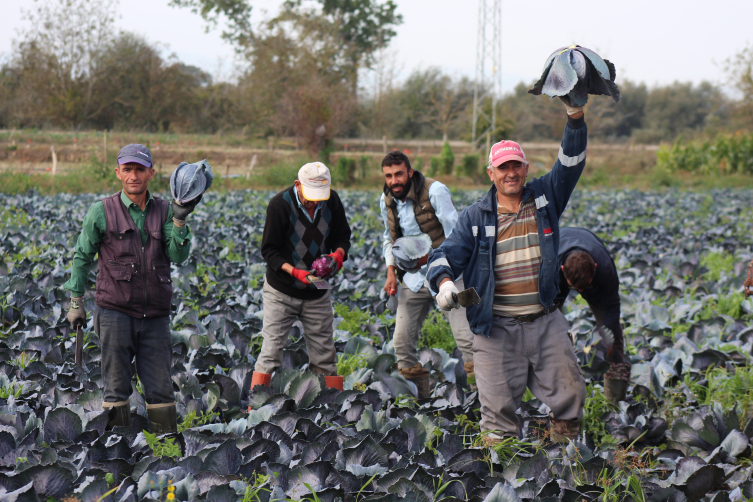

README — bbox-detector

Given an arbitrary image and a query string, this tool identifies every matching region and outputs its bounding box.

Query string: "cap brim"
[301,185,330,201]
[491,155,527,168]
[118,156,152,168]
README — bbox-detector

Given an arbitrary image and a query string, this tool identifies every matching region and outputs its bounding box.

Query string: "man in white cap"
[251,162,352,391]
[427,101,588,444]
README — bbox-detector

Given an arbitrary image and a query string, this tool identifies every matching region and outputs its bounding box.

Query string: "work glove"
[67,297,86,329]
[291,268,310,285]
[328,249,345,273]
[171,195,202,224]
[558,96,584,117]
[436,280,460,311]
[605,325,625,364]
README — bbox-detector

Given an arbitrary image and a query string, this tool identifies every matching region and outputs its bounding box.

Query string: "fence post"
[382,135,387,154]
[246,154,258,181]
[104,130,107,162]
[51,145,57,175]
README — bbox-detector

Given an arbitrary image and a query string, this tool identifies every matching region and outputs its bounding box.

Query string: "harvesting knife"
[75,326,84,368]
[452,287,481,308]
[307,274,333,290]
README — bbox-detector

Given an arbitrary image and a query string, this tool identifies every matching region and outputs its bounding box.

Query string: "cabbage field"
[1,188,753,502]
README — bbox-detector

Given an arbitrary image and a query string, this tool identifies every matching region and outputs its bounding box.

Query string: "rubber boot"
[604,362,631,405]
[464,361,477,391]
[604,378,629,405]
[250,371,271,390]
[147,403,178,435]
[399,363,431,400]
[103,401,131,430]
[324,375,344,391]
[549,418,581,443]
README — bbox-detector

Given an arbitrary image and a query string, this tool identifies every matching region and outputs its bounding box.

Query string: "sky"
[1,0,752,95]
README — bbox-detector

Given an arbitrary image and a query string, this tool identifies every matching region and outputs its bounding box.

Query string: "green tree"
[288,0,402,97]
[169,0,254,48]
[725,44,753,131]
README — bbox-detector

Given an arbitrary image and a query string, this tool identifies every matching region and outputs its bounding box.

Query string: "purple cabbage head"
[311,256,337,279]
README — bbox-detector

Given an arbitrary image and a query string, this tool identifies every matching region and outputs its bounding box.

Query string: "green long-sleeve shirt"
[64,191,192,297]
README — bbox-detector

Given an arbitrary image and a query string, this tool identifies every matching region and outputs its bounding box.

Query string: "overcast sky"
[1,0,751,95]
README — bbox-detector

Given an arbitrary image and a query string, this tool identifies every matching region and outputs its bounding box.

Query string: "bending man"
[427,102,588,443]
[555,226,629,404]
[65,144,198,434]
[380,151,475,399]
[252,163,351,391]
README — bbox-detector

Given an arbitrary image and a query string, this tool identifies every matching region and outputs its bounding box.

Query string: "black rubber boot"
[408,375,431,400]
[106,402,131,430]
[147,403,178,435]
[604,378,629,405]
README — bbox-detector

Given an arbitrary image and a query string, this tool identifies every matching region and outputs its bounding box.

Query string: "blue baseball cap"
[117,144,153,167]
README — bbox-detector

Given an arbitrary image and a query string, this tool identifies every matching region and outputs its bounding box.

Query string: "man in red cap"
[427,101,588,444]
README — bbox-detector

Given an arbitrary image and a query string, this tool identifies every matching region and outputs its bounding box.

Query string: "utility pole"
[471,0,502,153]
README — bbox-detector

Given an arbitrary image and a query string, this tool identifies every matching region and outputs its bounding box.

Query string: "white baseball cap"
[298,162,331,201]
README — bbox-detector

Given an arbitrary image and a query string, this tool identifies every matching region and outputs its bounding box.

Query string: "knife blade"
[452,287,481,307]
[307,275,333,290]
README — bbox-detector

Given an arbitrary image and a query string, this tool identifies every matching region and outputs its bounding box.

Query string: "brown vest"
[95,192,172,318]
[383,171,449,281]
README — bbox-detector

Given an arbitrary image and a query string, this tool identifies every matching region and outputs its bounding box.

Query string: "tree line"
[1,0,752,150]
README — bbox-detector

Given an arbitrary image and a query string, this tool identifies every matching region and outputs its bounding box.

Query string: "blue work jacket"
[426,116,588,337]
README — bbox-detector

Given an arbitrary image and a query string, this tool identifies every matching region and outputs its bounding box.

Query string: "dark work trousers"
[94,306,174,405]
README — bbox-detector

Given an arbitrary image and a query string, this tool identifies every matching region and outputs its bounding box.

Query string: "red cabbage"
[311,256,337,279]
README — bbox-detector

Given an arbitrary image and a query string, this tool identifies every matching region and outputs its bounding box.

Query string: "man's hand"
[328,249,345,273]
[436,279,460,311]
[606,326,625,363]
[172,195,202,225]
[558,96,584,117]
[384,267,398,296]
[67,297,86,329]
[290,268,310,285]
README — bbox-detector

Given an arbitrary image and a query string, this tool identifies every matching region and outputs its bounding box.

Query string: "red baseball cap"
[488,140,527,168]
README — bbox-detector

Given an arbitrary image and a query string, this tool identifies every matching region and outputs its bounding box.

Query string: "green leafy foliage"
[582,383,618,447]
[178,410,220,432]
[143,430,182,458]
[458,153,480,178]
[418,310,456,353]
[700,251,737,282]
[657,133,753,174]
[439,142,455,174]
[337,353,369,378]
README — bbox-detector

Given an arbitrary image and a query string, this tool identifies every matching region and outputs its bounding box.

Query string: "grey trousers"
[394,277,474,369]
[256,281,337,376]
[94,306,174,405]
[473,310,586,437]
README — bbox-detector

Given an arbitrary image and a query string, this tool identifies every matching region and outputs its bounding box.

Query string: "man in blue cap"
[64,144,199,434]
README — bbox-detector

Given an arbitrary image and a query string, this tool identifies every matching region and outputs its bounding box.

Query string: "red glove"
[291,268,310,284]
[328,249,345,272]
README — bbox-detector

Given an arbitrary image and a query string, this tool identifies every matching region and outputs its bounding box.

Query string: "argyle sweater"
[261,186,352,299]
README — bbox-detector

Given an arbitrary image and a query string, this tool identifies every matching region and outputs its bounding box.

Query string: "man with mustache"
[380,151,474,399]
[65,144,198,434]
[427,101,589,444]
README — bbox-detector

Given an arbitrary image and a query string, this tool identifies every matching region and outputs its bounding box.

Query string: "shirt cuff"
[385,256,396,267]
[567,115,586,130]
